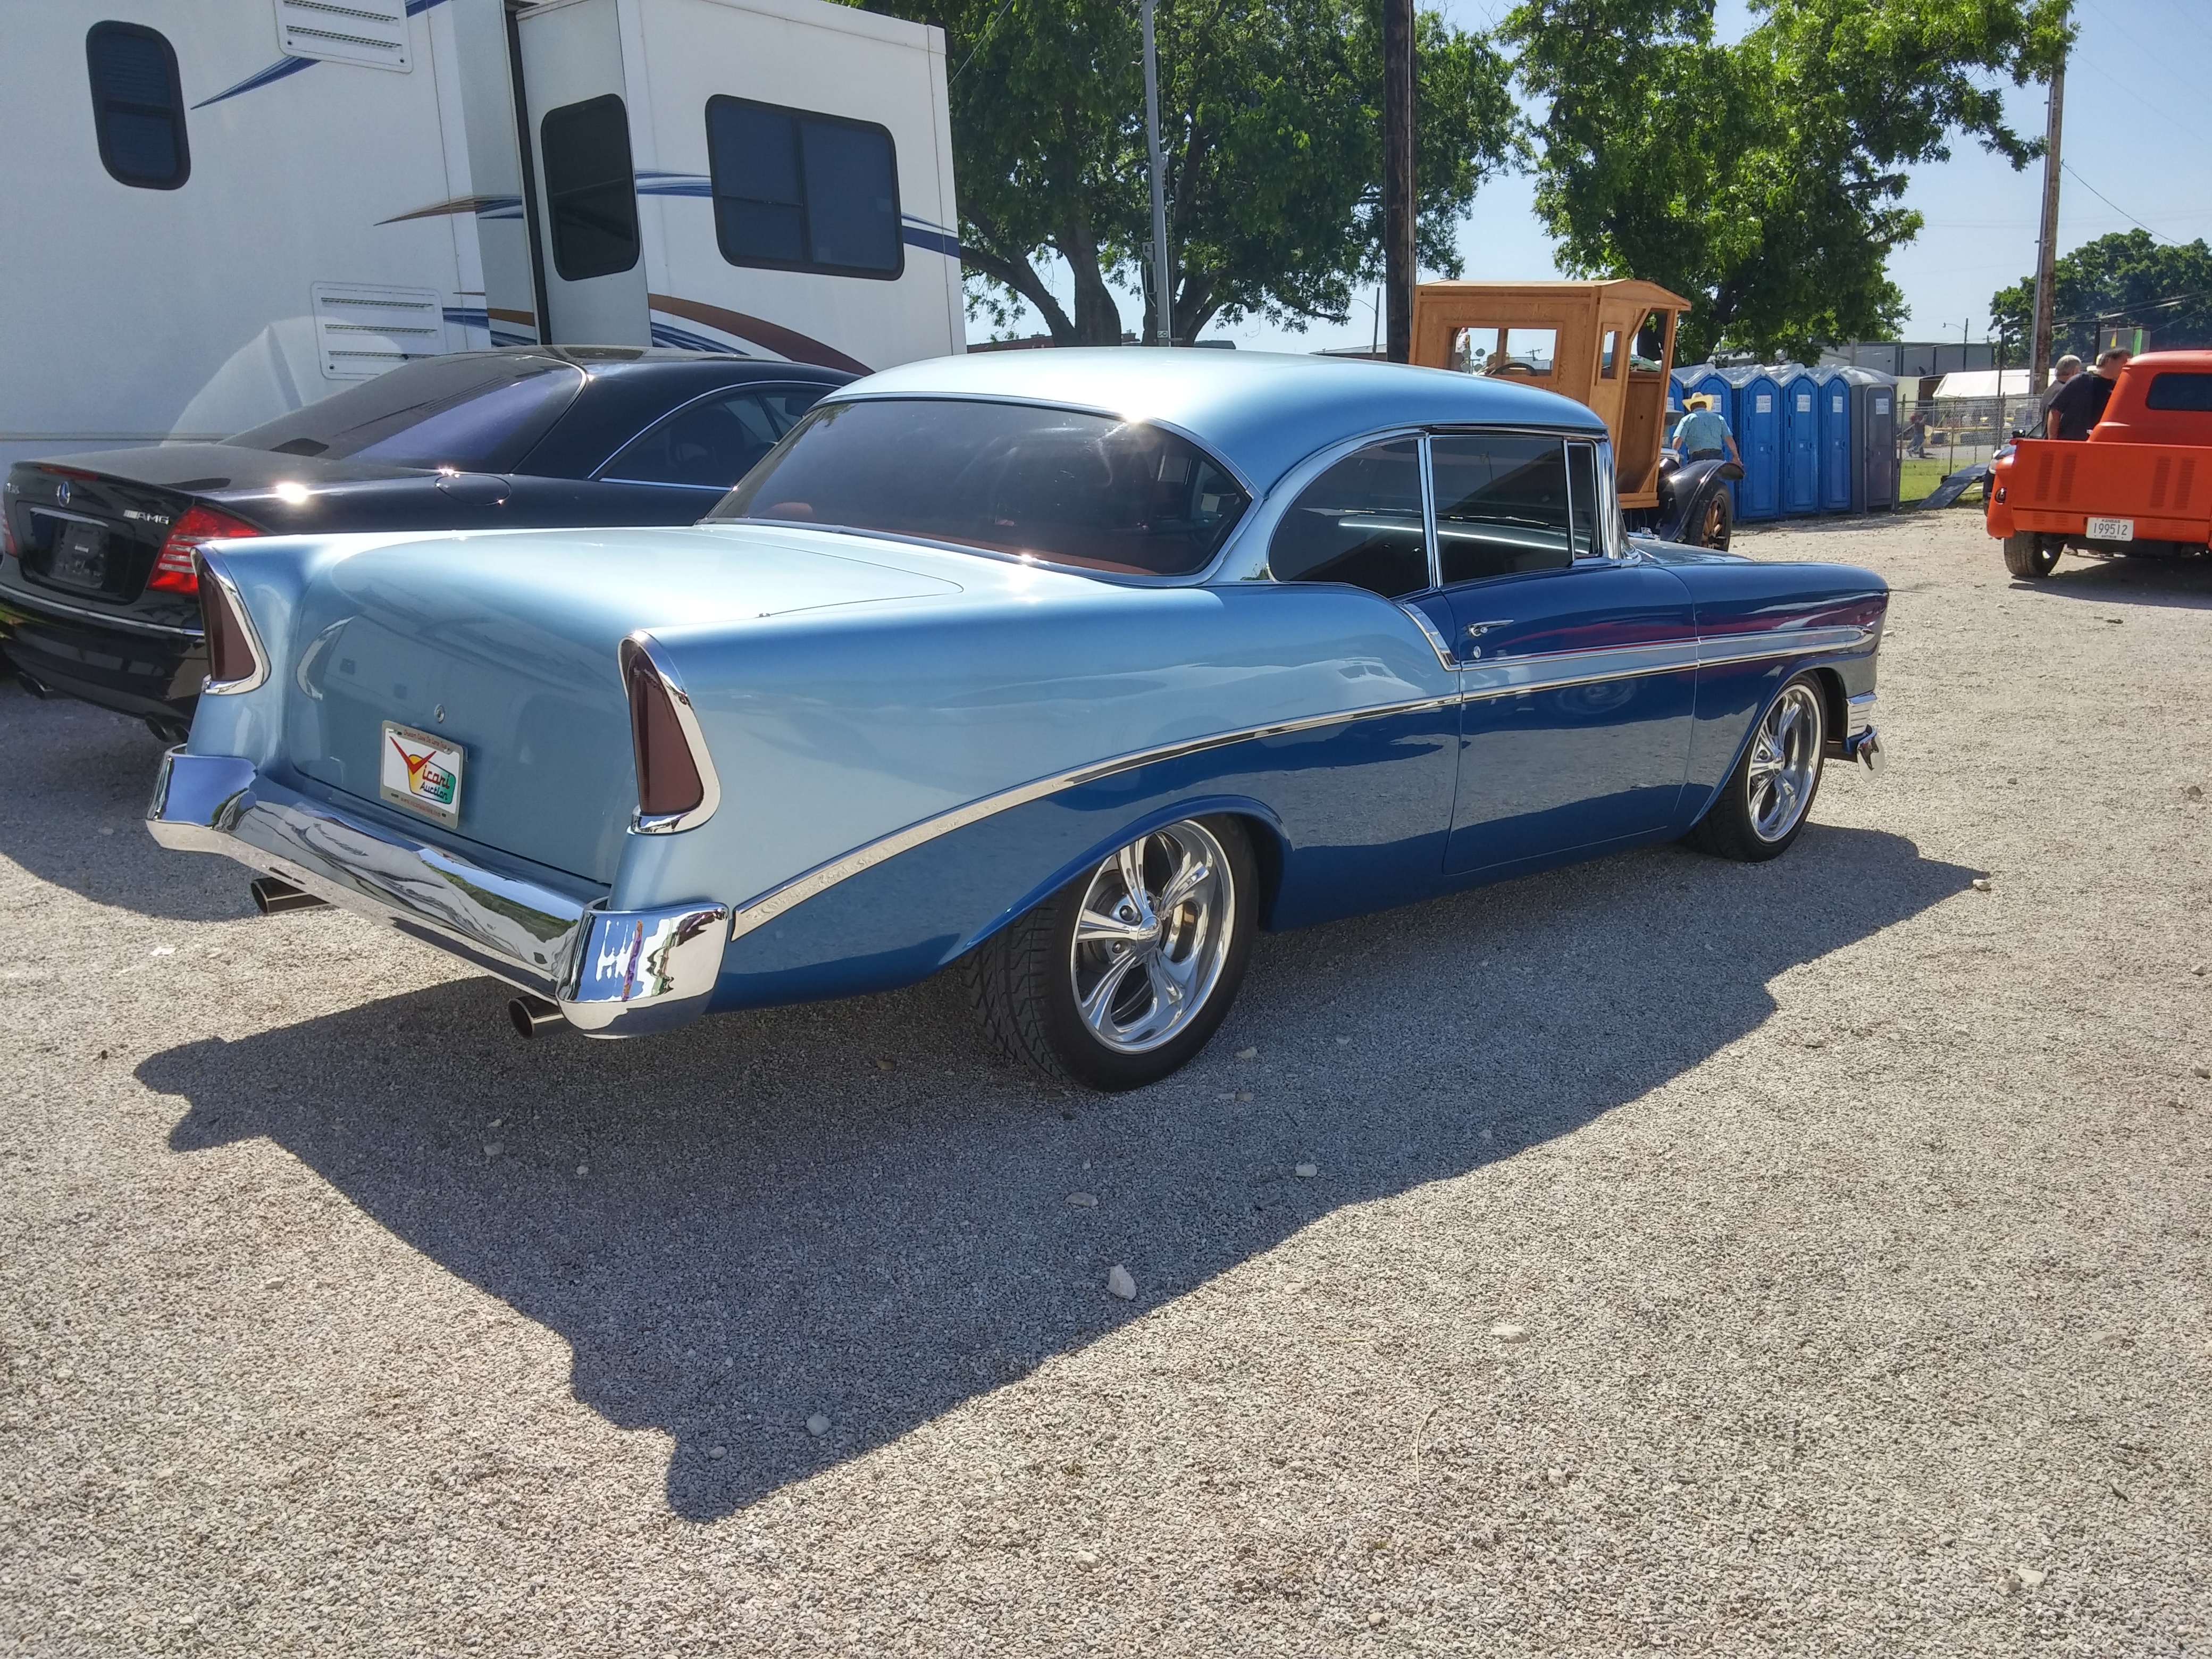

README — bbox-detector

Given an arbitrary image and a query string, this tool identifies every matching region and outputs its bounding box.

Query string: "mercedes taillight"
[149,505,263,594]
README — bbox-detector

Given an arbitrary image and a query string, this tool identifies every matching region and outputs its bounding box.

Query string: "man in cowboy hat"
[1673,394,1741,465]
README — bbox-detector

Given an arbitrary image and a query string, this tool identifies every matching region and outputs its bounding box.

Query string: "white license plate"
[379,721,464,826]
[2086,516,2134,542]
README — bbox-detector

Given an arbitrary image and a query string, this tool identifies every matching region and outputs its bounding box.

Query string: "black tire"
[962,815,1259,1091]
[1696,484,1734,550]
[1687,673,1827,863]
[2002,532,2060,579]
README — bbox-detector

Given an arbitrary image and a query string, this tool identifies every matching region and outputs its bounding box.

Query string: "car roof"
[443,345,851,382]
[828,348,1608,493]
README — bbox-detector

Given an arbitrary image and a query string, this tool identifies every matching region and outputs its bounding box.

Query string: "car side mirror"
[1716,461,1744,481]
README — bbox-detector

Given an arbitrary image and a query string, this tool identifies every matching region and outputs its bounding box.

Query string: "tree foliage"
[862,0,1517,343]
[1502,0,2071,363]
[1989,230,2212,363]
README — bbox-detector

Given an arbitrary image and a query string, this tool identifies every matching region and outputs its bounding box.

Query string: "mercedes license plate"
[379,721,465,827]
[2086,516,2134,542]
[46,517,109,591]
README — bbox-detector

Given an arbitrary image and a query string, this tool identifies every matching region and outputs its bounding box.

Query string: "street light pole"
[2030,53,2065,393]
[1142,0,1171,347]
[1383,0,1413,363]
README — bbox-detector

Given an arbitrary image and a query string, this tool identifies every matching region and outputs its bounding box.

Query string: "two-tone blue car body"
[149,350,1887,1088]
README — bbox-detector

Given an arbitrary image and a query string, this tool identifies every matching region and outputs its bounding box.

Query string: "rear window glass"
[228,355,585,471]
[708,399,1250,576]
[2144,372,2212,413]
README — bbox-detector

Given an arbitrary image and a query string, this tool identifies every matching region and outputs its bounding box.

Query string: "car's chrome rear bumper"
[145,749,726,1037]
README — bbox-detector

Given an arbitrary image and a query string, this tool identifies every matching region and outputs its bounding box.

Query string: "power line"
[2061,161,2188,247]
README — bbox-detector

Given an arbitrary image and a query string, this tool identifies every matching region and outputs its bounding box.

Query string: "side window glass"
[601,389,822,488]
[1268,439,1428,599]
[541,95,639,281]
[87,22,189,190]
[1431,434,1571,584]
[1565,441,1599,557]
[707,97,901,278]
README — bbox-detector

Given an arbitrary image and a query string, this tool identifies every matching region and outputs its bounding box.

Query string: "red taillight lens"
[149,505,262,594]
[198,562,259,685]
[625,652,705,819]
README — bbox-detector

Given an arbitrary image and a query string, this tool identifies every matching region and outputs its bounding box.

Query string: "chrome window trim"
[196,550,270,696]
[727,691,1458,943]
[1417,432,1441,589]
[586,379,828,481]
[620,631,724,834]
[1214,423,1435,586]
[0,585,203,639]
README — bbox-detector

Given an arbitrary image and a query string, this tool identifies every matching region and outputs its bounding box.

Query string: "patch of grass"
[1898,457,1992,506]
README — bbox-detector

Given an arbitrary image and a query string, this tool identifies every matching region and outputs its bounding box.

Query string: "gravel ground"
[2,509,2208,1657]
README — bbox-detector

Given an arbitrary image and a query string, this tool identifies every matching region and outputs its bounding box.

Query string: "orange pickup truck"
[1987,350,2212,578]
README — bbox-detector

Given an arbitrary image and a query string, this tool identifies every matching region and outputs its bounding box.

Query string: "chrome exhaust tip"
[508,994,567,1039]
[249,876,328,916]
[15,671,48,700]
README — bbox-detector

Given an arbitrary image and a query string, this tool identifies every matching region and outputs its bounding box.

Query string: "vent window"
[541,95,641,281]
[706,97,901,279]
[274,0,410,70]
[86,22,189,191]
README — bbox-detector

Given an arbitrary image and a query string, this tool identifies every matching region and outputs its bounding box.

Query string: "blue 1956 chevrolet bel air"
[149,349,1886,1089]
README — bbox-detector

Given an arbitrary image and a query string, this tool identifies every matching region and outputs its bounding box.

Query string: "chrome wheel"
[1067,820,1235,1054]
[1746,682,1823,842]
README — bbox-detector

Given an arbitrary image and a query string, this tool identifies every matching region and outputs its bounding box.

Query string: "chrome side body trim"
[0,586,204,639]
[727,692,1455,942]
[723,618,1876,941]
[1695,624,1872,668]
[1396,601,1455,669]
[145,750,725,1036]
[1845,689,1877,734]
[620,631,724,835]
[195,551,271,696]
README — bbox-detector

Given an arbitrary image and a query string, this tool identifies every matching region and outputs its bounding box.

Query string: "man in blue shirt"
[1674,395,1741,464]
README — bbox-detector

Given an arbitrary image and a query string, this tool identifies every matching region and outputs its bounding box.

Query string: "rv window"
[706,97,901,278]
[86,22,189,190]
[541,95,640,281]
[228,356,585,471]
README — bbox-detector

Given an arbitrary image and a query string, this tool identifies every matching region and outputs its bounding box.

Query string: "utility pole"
[2030,52,2065,393]
[1142,0,1171,347]
[1383,0,1414,363]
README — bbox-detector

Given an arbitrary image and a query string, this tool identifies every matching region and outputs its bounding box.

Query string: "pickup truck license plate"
[2086,516,2134,542]
[379,722,465,827]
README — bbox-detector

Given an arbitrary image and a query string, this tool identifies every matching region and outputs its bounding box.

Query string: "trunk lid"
[280,525,962,882]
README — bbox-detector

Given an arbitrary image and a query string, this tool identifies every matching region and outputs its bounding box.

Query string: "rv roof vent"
[311,283,447,381]
[274,0,410,72]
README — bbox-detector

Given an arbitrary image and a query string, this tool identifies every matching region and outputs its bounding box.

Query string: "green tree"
[863,0,1518,343]
[1990,230,2212,363]
[1502,0,2072,363]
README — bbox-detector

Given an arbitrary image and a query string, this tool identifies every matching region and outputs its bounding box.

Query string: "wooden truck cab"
[1411,280,1693,509]
[1988,351,2212,578]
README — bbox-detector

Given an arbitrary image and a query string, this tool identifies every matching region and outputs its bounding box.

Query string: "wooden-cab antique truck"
[1411,279,1740,548]
[1988,350,2212,578]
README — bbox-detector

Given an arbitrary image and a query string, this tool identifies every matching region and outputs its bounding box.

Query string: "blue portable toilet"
[1826,367,1899,512]
[1778,364,1820,516]
[1722,365,1782,520]
[1814,368,1853,512]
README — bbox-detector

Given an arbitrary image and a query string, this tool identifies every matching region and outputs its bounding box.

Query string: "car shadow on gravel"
[0,683,245,923]
[141,819,1972,1522]
[2013,554,2212,611]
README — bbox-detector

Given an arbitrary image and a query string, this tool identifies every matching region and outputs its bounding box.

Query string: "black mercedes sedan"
[0,347,849,738]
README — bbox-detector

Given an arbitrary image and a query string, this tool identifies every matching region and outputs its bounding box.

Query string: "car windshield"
[227,355,586,471]
[706,398,1251,576]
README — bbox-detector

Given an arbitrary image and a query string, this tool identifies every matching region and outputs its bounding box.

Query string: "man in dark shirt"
[2045,348,2130,440]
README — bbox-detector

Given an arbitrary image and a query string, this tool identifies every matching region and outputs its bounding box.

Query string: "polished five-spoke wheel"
[1688,671,1828,862]
[964,816,1258,1090]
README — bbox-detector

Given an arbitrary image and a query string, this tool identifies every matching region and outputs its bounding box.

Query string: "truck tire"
[2002,533,2060,579]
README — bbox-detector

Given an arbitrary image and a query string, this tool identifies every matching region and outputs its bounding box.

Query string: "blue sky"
[975,0,2212,353]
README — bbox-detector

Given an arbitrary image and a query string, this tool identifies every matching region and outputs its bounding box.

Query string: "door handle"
[1460,619,1512,660]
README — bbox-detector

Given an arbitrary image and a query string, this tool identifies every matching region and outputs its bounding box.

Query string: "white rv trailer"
[1,0,963,470]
